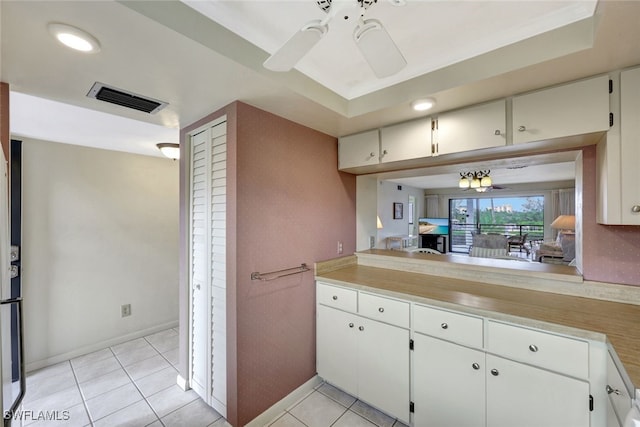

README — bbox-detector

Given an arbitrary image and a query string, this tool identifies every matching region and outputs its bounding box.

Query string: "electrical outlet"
[370,236,376,248]
[337,241,343,254]
[121,304,132,317]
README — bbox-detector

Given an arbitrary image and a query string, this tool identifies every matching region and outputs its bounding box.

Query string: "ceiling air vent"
[86,82,168,114]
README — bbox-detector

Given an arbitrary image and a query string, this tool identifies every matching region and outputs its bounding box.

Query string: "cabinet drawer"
[359,292,409,328]
[317,283,357,312]
[487,321,588,378]
[413,304,483,348]
[607,352,632,423]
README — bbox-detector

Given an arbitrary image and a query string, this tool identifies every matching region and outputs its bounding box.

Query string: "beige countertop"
[315,253,640,391]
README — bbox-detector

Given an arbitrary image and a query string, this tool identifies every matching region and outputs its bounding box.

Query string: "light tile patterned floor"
[267,383,409,427]
[20,328,224,427]
[21,329,405,427]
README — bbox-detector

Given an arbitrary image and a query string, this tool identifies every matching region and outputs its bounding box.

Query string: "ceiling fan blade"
[353,18,406,78]
[263,20,328,72]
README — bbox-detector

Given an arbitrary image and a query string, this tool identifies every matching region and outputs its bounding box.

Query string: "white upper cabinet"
[619,67,640,224]
[338,129,380,169]
[435,100,506,155]
[512,75,610,144]
[597,67,640,225]
[380,117,432,164]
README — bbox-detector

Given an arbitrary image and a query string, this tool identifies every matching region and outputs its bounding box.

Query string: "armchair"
[507,233,529,255]
[534,232,575,263]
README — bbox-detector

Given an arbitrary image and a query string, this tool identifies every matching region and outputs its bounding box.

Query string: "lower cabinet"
[413,334,485,427]
[413,334,590,427]
[316,304,410,422]
[486,354,590,427]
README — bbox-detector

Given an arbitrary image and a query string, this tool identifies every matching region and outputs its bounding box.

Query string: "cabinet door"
[486,355,590,427]
[380,117,432,163]
[316,305,358,396]
[512,75,610,144]
[338,130,380,169]
[357,316,410,423]
[436,100,506,155]
[620,67,640,224]
[413,334,486,427]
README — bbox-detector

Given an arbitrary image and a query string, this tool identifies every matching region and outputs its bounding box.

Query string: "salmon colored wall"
[582,145,640,286]
[234,102,355,424]
[180,102,356,426]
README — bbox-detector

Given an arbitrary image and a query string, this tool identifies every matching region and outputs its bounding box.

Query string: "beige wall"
[21,138,179,370]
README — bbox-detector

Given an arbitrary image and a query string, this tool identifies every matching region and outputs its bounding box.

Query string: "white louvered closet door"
[189,119,227,417]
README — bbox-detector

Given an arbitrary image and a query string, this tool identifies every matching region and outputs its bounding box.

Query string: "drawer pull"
[378,307,385,313]
[441,323,448,330]
[358,326,364,331]
[606,385,622,395]
[528,344,539,352]
[490,369,499,376]
[348,323,354,328]
[472,363,480,370]
[332,295,338,300]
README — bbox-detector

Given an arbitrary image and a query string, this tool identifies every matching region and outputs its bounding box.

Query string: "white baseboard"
[25,320,179,372]
[176,374,190,391]
[245,375,322,427]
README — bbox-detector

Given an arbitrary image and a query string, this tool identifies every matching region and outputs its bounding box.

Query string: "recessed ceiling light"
[411,98,436,111]
[48,23,101,53]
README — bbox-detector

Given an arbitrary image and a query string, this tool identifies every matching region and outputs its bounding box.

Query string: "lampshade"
[157,143,180,160]
[550,215,575,230]
[480,175,492,187]
[470,175,481,188]
[459,176,470,189]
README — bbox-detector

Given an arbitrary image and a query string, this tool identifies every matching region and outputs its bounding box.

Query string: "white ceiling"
[185,0,597,99]
[2,1,640,172]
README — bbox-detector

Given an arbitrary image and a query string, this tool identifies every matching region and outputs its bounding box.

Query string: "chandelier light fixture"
[459,170,492,192]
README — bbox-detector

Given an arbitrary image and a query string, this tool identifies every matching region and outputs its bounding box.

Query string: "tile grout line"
[109,343,165,426]
[68,359,95,427]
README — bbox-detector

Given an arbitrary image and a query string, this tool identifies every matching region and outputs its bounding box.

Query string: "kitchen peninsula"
[315,249,640,426]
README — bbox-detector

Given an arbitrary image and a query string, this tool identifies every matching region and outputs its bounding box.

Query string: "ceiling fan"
[263,0,407,78]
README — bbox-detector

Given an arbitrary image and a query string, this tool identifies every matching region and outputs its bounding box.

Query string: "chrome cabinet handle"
[378,307,385,313]
[348,323,354,328]
[529,344,539,352]
[472,363,480,370]
[494,130,502,136]
[441,323,448,330]
[332,295,338,300]
[606,385,622,395]
[369,152,376,158]
[358,326,364,331]
[491,369,499,376]
[518,125,526,132]
[632,205,640,213]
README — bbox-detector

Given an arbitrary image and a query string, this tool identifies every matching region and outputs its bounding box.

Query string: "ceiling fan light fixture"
[263,20,328,72]
[480,174,492,188]
[48,23,101,53]
[412,98,436,111]
[354,18,407,78]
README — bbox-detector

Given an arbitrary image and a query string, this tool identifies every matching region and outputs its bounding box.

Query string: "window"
[449,196,544,253]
